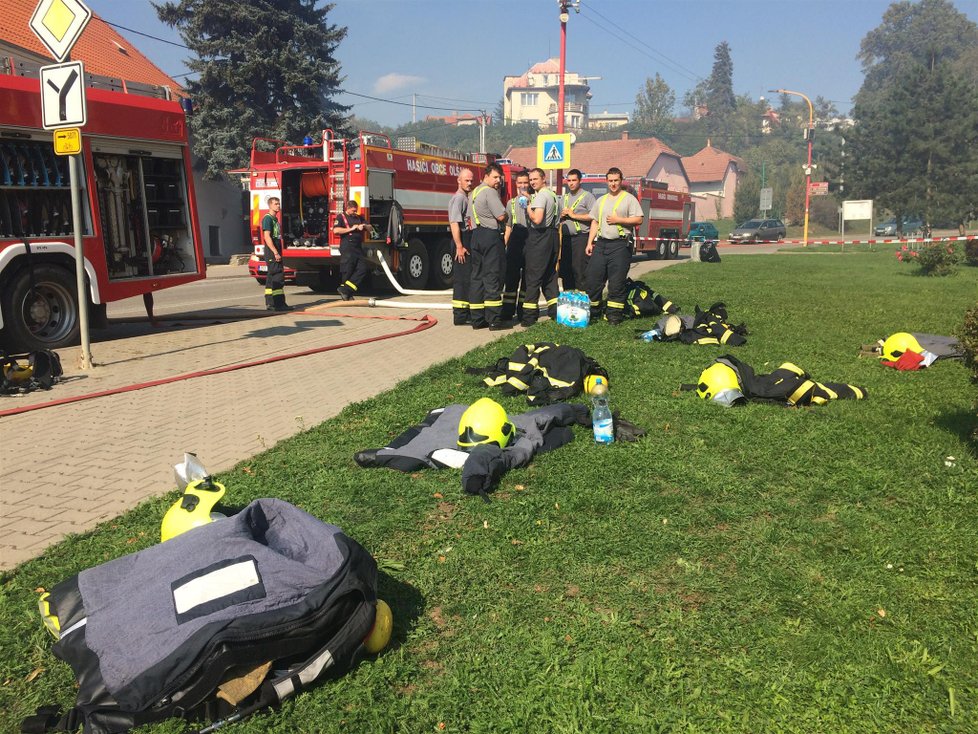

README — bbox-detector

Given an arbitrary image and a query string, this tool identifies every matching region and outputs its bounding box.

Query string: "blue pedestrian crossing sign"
[537,133,572,170]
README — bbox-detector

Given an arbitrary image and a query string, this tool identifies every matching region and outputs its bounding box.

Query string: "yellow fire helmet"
[584,374,609,396]
[881,332,923,362]
[697,361,745,407]
[457,397,515,450]
[160,478,227,542]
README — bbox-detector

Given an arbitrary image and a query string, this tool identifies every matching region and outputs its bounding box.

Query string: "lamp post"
[556,1,578,193]
[770,88,814,247]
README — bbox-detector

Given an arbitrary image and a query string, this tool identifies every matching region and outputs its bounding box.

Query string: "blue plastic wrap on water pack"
[555,290,590,328]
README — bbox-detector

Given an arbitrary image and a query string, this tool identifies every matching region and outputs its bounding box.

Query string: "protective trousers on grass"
[452,230,472,324]
[469,227,505,327]
[521,227,558,324]
[340,240,370,294]
[586,238,631,323]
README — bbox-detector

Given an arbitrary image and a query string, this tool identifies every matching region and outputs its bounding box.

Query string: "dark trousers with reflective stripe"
[563,230,590,291]
[502,226,527,320]
[586,237,631,323]
[452,230,472,324]
[264,253,286,308]
[340,240,370,293]
[469,226,505,327]
[521,227,559,323]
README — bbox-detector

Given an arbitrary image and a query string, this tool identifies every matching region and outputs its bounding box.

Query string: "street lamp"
[770,88,814,247]
[556,1,579,192]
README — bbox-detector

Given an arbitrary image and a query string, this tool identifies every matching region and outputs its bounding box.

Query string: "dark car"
[874,216,924,237]
[729,218,786,244]
[687,221,719,245]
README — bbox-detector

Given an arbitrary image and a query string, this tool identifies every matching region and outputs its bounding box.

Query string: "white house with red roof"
[681,141,745,220]
[0,3,248,261]
[504,131,691,193]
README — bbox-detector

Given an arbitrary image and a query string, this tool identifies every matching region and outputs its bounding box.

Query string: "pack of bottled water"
[555,290,590,328]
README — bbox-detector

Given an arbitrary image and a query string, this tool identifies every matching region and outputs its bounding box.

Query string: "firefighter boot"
[273,293,294,312]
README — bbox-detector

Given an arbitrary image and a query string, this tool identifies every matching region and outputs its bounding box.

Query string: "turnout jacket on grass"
[623,278,679,319]
[466,342,608,405]
[655,303,748,346]
[698,354,868,407]
[354,402,589,498]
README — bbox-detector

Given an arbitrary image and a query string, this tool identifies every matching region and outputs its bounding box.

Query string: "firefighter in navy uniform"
[520,167,560,327]
[449,168,475,325]
[261,196,293,311]
[585,167,643,325]
[502,170,531,321]
[334,199,369,300]
[468,163,510,331]
[559,168,595,290]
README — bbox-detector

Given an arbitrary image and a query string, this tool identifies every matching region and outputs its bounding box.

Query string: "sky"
[85,0,978,130]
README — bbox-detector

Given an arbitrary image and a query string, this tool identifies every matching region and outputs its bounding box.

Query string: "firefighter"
[469,163,510,330]
[585,167,643,325]
[261,196,293,311]
[502,170,531,321]
[449,167,475,325]
[520,167,560,327]
[333,199,370,300]
[559,168,595,290]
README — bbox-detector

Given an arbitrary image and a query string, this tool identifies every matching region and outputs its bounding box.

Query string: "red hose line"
[0,311,437,418]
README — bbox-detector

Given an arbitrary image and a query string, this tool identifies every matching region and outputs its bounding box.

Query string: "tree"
[733,172,760,223]
[155,0,349,178]
[849,59,978,228]
[705,42,736,120]
[633,74,675,136]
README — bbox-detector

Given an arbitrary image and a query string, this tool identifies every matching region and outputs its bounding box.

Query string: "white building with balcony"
[503,59,593,130]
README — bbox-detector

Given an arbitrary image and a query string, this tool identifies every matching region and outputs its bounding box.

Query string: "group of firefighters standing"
[449,165,644,330]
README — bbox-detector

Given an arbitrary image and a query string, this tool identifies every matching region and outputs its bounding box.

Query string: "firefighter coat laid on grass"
[466,342,607,404]
[623,278,680,319]
[655,303,748,346]
[694,354,868,407]
[29,499,378,734]
[354,402,590,498]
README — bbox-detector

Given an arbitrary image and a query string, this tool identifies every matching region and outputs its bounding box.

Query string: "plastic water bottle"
[590,379,614,444]
[640,328,662,343]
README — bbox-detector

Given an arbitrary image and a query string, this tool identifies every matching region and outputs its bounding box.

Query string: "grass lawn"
[2,251,977,733]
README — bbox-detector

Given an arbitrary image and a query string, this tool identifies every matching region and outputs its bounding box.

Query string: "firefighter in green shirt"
[261,197,293,311]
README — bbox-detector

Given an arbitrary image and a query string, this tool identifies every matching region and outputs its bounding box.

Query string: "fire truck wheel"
[254,277,266,286]
[399,238,429,290]
[656,240,667,259]
[668,240,680,259]
[308,269,340,293]
[430,239,455,289]
[1,263,79,351]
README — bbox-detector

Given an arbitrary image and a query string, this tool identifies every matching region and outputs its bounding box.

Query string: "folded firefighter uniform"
[465,342,608,404]
[646,303,748,346]
[866,332,964,371]
[623,277,680,318]
[26,499,379,734]
[355,402,590,499]
[689,354,868,407]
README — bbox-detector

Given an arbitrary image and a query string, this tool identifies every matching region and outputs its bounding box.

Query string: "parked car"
[874,216,925,237]
[687,221,719,245]
[249,251,297,285]
[729,218,786,244]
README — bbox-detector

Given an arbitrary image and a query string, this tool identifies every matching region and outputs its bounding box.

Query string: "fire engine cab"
[579,174,693,260]
[242,131,520,292]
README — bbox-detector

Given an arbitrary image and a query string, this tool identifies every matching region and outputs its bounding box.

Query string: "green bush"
[959,302,978,382]
[964,238,978,266]
[897,240,961,276]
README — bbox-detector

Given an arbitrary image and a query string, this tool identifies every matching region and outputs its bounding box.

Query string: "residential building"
[424,113,490,127]
[587,111,629,130]
[504,131,690,193]
[682,141,744,220]
[503,58,592,130]
[0,5,247,262]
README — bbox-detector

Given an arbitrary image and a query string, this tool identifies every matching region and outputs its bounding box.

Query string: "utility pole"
[770,88,815,247]
[556,0,579,194]
[412,93,416,124]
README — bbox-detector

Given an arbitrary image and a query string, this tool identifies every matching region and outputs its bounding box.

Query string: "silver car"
[729,218,786,244]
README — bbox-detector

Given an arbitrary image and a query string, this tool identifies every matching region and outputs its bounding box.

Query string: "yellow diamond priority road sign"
[30,0,92,62]
[53,127,81,155]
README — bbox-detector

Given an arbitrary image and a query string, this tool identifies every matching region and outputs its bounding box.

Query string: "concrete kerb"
[0,251,734,570]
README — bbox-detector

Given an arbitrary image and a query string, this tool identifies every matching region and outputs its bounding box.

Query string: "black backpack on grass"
[24,499,379,734]
[699,240,721,263]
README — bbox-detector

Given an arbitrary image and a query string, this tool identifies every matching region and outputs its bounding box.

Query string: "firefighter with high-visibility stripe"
[448,167,475,326]
[520,167,560,327]
[261,197,293,311]
[502,170,531,322]
[468,163,510,330]
[559,168,595,290]
[585,167,643,325]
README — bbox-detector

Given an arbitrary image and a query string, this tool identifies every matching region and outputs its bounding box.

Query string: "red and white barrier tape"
[740,235,976,246]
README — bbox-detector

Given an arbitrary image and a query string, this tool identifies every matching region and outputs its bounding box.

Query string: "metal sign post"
[32,0,93,368]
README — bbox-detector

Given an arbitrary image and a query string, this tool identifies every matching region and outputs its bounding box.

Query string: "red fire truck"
[0,58,204,352]
[242,131,519,291]
[579,174,693,260]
